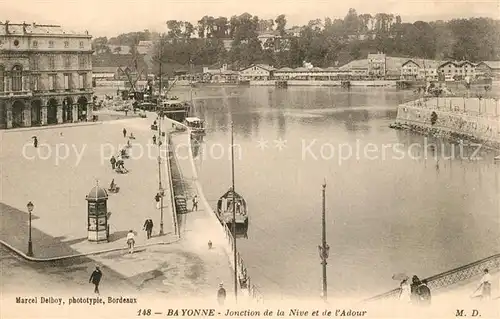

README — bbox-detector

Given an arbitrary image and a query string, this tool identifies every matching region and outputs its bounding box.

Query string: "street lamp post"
[158,155,164,236]
[318,182,329,301]
[27,201,34,257]
[157,34,165,237]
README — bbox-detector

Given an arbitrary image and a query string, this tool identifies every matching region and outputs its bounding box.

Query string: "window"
[49,40,55,48]
[79,73,87,89]
[31,56,39,70]
[48,74,56,90]
[64,74,70,90]
[79,41,84,48]
[49,55,56,69]
[64,55,71,68]
[78,55,86,69]
[32,74,40,91]
[64,41,69,48]
[32,40,38,48]
[0,66,4,92]
[12,65,23,92]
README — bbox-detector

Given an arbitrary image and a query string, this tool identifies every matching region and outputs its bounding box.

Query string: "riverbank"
[391,97,500,150]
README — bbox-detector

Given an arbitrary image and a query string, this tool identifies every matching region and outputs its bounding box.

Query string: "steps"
[175,196,188,214]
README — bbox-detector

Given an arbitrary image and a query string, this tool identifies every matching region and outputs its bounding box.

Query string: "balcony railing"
[0,91,33,97]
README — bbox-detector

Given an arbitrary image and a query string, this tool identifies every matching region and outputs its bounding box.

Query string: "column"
[6,101,12,129]
[41,106,47,126]
[56,102,63,124]
[87,102,92,121]
[72,104,78,123]
[23,102,32,127]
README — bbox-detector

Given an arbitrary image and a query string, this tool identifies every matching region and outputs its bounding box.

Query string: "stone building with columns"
[0,21,93,129]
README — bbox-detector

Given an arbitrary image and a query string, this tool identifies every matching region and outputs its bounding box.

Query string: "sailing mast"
[231,120,238,302]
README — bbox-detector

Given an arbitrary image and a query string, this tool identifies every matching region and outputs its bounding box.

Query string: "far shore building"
[137,41,153,55]
[238,64,274,81]
[475,61,500,79]
[367,53,386,77]
[437,61,477,81]
[0,21,93,129]
[401,59,440,81]
[92,66,131,81]
[202,64,238,83]
[273,66,350,80]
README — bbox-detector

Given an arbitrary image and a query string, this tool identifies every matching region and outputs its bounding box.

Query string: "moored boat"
[184,117,206,135]
[216,188,249,232]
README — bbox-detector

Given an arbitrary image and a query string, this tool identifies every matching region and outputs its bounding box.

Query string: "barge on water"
[184,117,206,135]
[216,188,249,234]
[159,99,190,122]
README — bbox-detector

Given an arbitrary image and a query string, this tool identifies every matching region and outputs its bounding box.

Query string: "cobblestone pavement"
[0,113,174,258]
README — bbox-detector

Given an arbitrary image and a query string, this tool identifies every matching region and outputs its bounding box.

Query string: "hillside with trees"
[92,9,500,72]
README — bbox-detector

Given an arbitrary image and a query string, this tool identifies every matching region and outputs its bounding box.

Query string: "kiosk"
[86,185,110,242]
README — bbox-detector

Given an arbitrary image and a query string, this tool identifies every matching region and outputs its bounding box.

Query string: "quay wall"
[167,120,264,302]
[248,80,397,87]
[392,97,500,150]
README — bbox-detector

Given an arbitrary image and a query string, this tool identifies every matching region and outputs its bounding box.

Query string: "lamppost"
[318,182,329,301]
[157,33,165,237]
[26,201,34,257]
[158,155,164,236]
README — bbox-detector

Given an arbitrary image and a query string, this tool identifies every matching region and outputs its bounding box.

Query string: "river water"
[182,86,499,300]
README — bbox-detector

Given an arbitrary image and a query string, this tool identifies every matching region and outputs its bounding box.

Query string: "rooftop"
[0,22,90,36]
[481,61,500,69]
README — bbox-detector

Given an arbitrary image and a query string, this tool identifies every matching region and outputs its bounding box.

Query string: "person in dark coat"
[152,135,157,145]
[217,283,226,306]
[410,275,421,305]
[89,266,102,294]
[110,156,117,169]
[32,136,38,148]
[417,279,431,306]
[123,128,127,138]
[143,219,154,239]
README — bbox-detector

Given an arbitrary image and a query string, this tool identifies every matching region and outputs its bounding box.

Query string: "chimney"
[33,22,36,27]
[5,20,9,34]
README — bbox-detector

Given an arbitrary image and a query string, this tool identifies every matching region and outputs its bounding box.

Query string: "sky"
[1,0,499,37]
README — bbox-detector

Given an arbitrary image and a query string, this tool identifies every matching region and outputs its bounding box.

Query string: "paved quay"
[0,113,175,259]
[1,114,238,307]
[168,127,237,301]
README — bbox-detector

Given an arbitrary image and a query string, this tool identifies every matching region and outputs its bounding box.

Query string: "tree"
[166,20,183,38]
[183,22,195,39]
[113,46,122,54]
[275,14,287,37]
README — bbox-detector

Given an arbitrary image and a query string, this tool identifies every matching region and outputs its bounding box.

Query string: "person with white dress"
[399,279,411,303]
[126,230,135,254]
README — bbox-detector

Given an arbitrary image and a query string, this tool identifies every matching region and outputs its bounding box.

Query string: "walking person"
[217,283,226,306]
[32,136,38,148]
[472,269,492,300]
[110,156,117,170]
[143,219,154,239]
[89,266,102,294]
[410,275,421,305]
[126,230,135,254]
[122,128,127,138]
[417,279,432,306]
[152,135,157,145]
[192,195,198,212]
